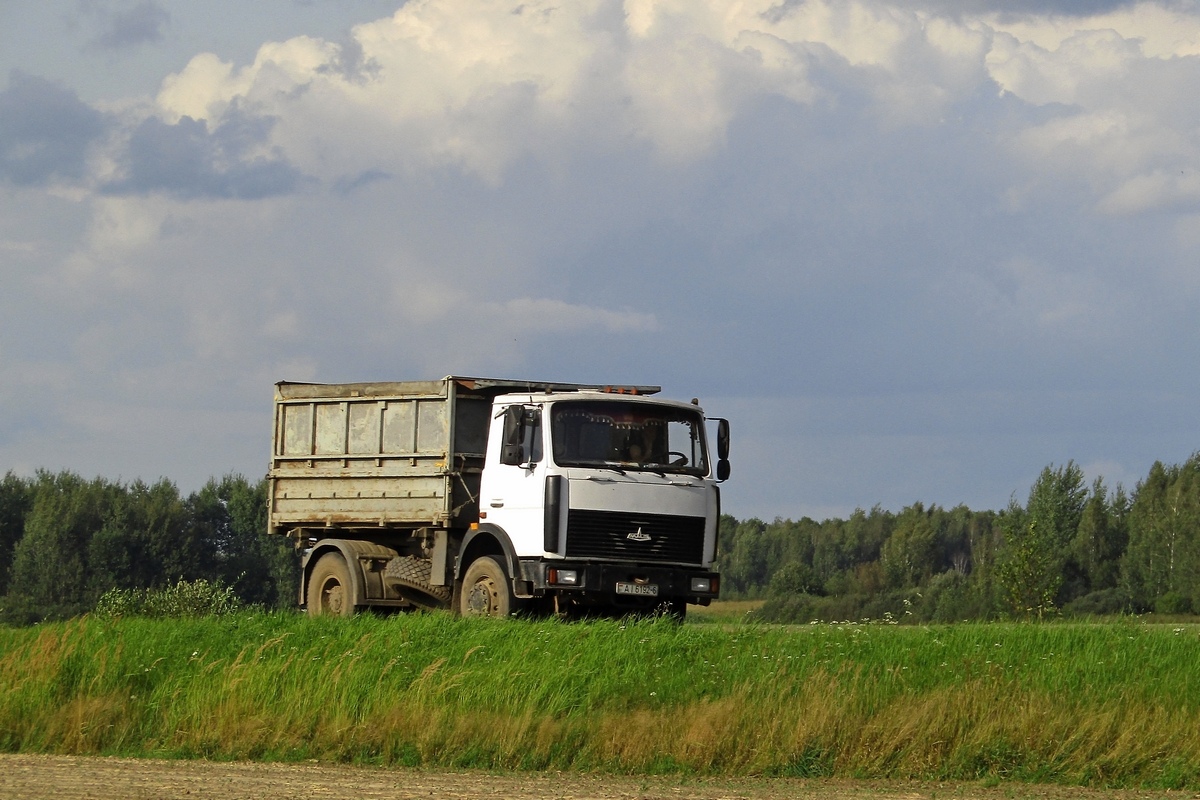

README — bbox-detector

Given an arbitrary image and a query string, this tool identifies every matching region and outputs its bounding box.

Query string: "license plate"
[616,581,659,597]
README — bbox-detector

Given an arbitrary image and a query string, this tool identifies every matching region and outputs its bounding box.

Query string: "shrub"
[0,595,88,626]
[1154,591,1193,616]
[1063,587,1132,617]
[766,561,819,597]
[754,592,828,623]
[756,591,887,624]
[93,578,242,619]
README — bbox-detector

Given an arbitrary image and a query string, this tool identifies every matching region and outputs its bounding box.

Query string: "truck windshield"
[550,400,708,475]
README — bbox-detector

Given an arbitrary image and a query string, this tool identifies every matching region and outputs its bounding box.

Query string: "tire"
[306,553,355,617]
[458,556,522,618]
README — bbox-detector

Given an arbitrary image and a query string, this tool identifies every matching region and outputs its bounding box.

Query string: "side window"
[665,416,704,470]
[526,409,543,463]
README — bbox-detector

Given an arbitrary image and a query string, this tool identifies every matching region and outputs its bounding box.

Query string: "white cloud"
[156,39,339,124]
[986,27,1141,107]
[985,3,1200,59]
[153,1,621,181]
[151,0,830,177]
[977,8,1200,219]
[1098,169,1200,215]
[55,196,167,288]
[138,0,1200,196]
[156,53,245,123]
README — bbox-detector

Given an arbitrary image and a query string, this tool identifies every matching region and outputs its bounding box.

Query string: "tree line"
[718,454,1200,622]
[0,471,296,624]
[3,454,1199,624]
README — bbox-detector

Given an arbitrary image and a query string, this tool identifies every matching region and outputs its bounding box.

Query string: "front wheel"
[306,553,355,617]
[458,556,522,618]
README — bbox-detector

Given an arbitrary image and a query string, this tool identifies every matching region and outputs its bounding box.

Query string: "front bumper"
[518,559,720,606]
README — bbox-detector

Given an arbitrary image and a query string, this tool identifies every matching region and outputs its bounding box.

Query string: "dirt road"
[1,755,1196,800]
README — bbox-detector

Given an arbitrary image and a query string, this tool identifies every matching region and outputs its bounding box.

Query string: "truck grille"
[565,510,706,565]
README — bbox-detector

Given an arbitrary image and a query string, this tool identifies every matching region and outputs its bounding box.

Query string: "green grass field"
[1,610,1198,789]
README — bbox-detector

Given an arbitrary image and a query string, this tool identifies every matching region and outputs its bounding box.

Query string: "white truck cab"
[476,390,725,616]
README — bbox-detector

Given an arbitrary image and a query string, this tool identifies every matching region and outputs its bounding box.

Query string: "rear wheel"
[306,553,355,617]
[458,556,521,617]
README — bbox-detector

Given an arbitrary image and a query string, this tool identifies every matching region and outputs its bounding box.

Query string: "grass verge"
[1,613,1197,788]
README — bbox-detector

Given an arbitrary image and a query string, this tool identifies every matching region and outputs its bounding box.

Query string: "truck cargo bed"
[268,378,492,533]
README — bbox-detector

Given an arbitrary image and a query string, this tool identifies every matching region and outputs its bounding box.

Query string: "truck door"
[480,404,546,556]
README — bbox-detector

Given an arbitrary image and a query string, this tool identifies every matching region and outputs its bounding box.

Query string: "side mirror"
[500,405,525,465]
[716,418,730,461]
[716,459,731,482]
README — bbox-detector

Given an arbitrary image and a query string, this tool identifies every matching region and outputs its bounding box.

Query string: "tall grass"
[1,613,1198,787]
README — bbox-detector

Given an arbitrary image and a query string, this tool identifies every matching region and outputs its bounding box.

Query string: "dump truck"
[268,377,730,618]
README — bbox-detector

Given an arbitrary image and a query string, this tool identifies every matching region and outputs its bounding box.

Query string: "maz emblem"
[627,527,652,542]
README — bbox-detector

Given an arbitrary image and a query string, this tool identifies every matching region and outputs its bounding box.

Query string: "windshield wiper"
[572,460,627,475]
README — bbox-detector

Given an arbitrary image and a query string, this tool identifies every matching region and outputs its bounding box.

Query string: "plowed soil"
[1,755,1196,800]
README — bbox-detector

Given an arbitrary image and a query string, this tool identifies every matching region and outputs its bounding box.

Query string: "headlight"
[548,568,579,586]
[690,576,715,593]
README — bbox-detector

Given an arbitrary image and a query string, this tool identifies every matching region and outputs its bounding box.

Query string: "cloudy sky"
[3,0,1200,520]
